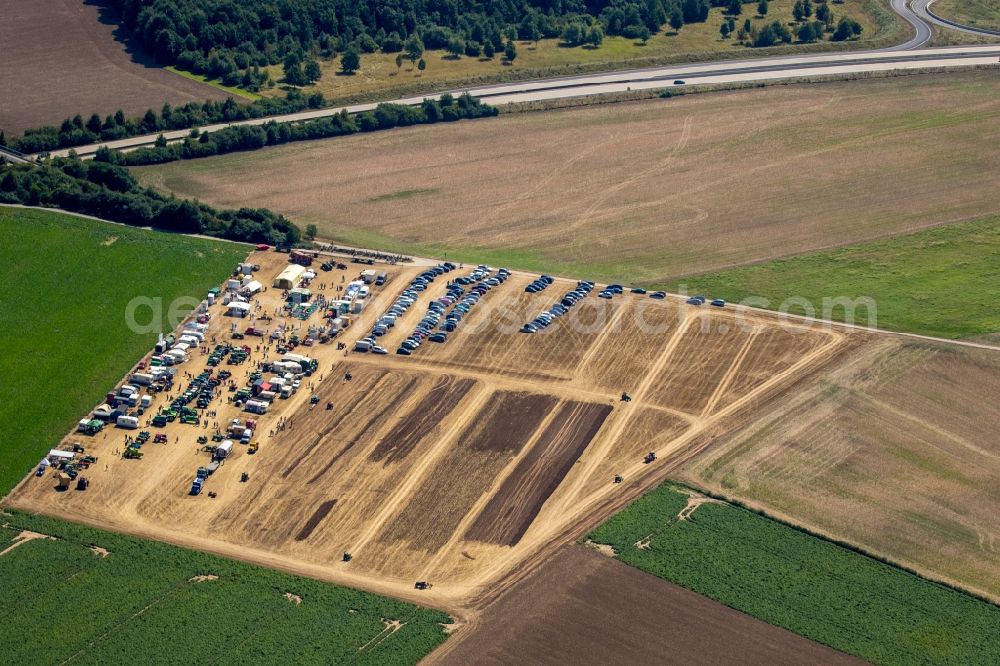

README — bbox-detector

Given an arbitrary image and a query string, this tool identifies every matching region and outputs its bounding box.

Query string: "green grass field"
[664,215,1000,339]
[589,484,1000,665]
[933,0,1000,32]
[0,207,248,495]
[0,510,449,664]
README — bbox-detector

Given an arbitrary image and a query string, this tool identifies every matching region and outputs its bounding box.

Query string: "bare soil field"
[136,71,1000,283]
[6,262,843,607]
[676,337,1000,601]
[426,544,863,666]
[0,0,227,135]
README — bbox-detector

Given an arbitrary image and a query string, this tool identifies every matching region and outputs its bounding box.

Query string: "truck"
[190,476,204,496]
[290,250,314,267]
[130,372,155,386]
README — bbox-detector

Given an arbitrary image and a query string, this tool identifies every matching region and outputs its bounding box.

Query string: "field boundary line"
[418,399,569,579]
[347,386,493,560]
[700,328,761,417]
[552,313,697,516]
[574,300,633,374]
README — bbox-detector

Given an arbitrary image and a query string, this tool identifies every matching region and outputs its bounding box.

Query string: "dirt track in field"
[6,264,848,612]
[425,544,864,666]
[137,72,1000,283]
[466,401,612,546]
[677,336,1000,602]
[0,0,227,135]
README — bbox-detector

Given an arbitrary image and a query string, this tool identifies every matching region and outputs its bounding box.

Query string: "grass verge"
[0,207,248,495]
[662,215,1000,339]
[588,483,1000,665]
[166,66,262,102]
[0,510,449,664]
[931,0,1000,32]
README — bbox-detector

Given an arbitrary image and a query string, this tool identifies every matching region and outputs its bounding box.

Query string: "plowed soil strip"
[307,376,421,484]
[369,376,476,464]
[374,391,557,553]
[465,401,612,546]
[281,369,387,479]
[295,500,337,542]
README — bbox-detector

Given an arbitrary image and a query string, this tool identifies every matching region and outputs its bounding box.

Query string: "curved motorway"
[38,2,999,159]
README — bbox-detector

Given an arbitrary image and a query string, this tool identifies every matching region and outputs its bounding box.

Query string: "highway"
[33,2,1000,160]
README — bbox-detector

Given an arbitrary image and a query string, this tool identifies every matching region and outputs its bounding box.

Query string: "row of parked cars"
[355,262,458,354]
[686,294,726,307]
[525,275,555,293]
[398,266,511,354]
[522,280,595,333]
[628,287,667,299]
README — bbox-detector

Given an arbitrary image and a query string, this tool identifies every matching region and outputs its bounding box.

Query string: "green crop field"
[0,207,248,495]
[589,484,1000,665]
[664,215,1000,339]
[0,511,449,664]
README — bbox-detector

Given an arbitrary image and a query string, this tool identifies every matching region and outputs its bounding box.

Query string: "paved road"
[915,0,1000,37]
[29,1,1000,160]
[889,0,935,49]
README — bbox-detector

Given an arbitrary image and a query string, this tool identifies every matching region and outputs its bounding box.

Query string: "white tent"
[48,449,74,461]
[243,280,262,294]
[227,302,252,317]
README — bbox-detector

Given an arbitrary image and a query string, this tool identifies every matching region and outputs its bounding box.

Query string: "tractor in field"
[621,392,632,402]
[643,452,656,464]
[414,581,432,590]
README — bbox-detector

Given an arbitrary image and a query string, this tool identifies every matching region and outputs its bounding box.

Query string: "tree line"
[96,93,496,167]
[5,90,329,154]
[0,160,300,246]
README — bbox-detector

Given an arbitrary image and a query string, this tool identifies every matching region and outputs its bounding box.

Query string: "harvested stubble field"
[136,71,1000,284]
[676,337,1000,602]
[0,0,227,135]
[7,268,843,606]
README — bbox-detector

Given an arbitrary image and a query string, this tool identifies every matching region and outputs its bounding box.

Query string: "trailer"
[244,399,268,415]
[214,440,234,461]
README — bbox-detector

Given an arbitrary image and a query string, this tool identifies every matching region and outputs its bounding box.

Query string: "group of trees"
[111,0,730,87]
[717,0,859,46]
[0,160,301,246]
[7,90,329,154]
[98,93,497,167]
